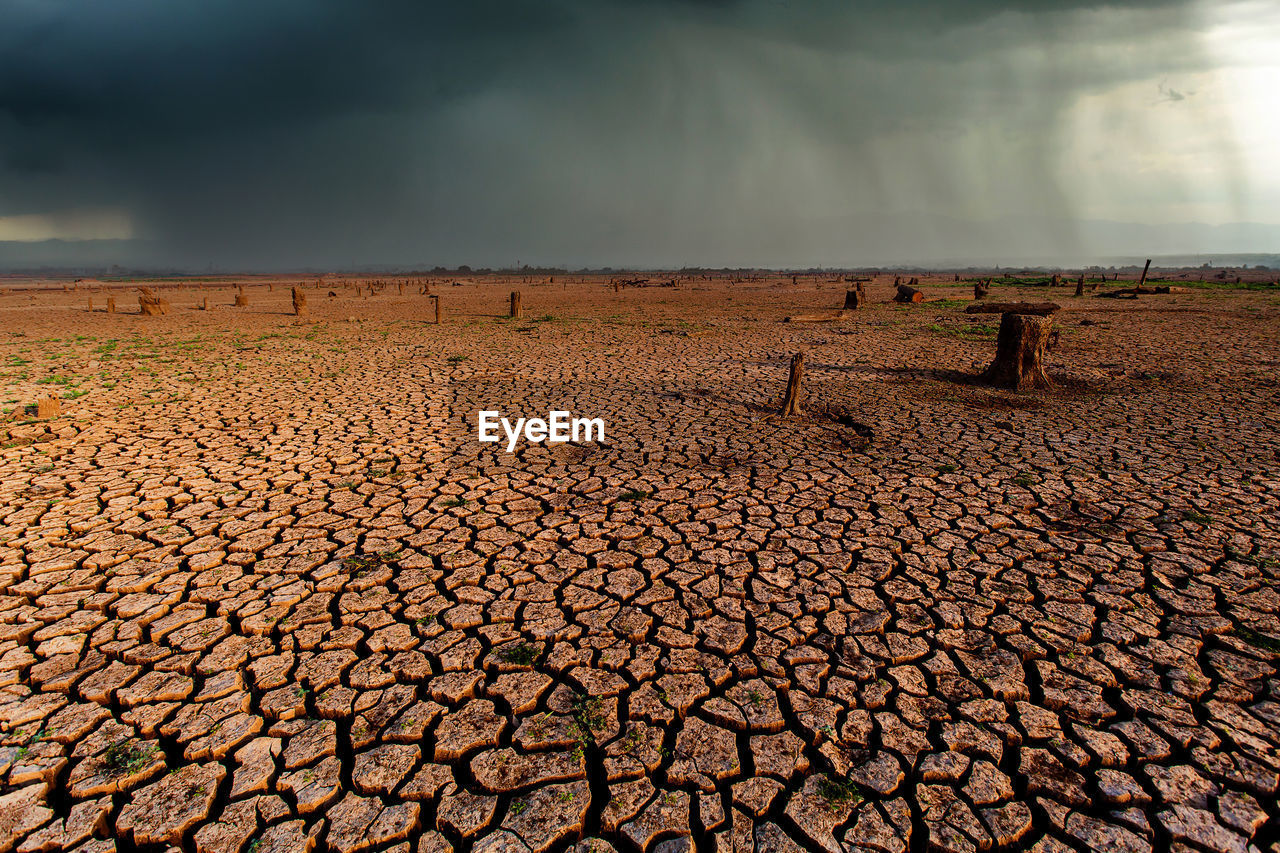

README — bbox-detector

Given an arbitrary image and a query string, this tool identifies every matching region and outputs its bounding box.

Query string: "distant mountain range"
[0,216,1276,274]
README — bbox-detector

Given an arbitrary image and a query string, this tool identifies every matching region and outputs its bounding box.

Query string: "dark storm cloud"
[0,0,1243,267]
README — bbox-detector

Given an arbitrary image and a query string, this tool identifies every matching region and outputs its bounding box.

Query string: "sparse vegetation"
[104,740,157,776]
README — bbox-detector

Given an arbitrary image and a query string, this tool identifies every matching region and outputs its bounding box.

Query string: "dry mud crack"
[0,276,1276,853]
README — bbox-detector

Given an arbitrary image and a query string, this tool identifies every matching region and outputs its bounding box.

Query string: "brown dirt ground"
[0,274,1276,853]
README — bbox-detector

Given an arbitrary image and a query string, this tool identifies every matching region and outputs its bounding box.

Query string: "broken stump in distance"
[981,312,1054,391]
[509,291,523,319]
[432,294,442,324]
[106,297,116,314]
[200,297,209,310]
[1075,275,1085,297]
[36,398,61,419]
[974,279,990,299]
[894,284,924,303]
[843,288,865,310]
[234,286,248,307]
[781,352,805,417]
[292,287,306,316]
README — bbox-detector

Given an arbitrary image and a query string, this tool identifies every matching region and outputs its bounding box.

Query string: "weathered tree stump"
[432,294,442,324]
[36,398,60,419]
[86,298,93,311]
[107,297,116,314]
[139,294,169,316]
[510,291,523,319]
[974,279,990,299]
[201,297,209,310]
[894,284,924,303]
[234,286,248,307]
[1137,258,1152,290]
[1075,275,1085,297]
[292,287,306,316]
[781,353,805,417]
[982,313,1054,390]
[843,289,866,310]
[1051,274,1061,287]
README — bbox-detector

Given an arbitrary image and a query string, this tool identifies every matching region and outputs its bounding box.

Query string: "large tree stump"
[106,297,116,314]
[292,287,306,316]
[139,295,168,315]
[139,287,169,316]
[974,279,990,299]
[982,313,1054,390]
[510,291,523,319]
[894,284,924,303]
[843,288,865,310]
[234,286,248,307]
[781,353,805,417]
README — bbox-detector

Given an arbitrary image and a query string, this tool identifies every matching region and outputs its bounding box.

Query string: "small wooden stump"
[894,284,924,303]
[398,283,404,295]
[509,291,523,319]
[37,398,61,419]
[234,286,248,307]
[982,313,1054,390]
[86,298,93,311]
[107,297,116,314]
[1137,258,1152,290]
[974,279,990,299]
[201,297,209,310]
[781,353,805,417]
[292,287,306,316]
[432,294,442,324]
[843,288,865,310]
[1075,275,1085,297]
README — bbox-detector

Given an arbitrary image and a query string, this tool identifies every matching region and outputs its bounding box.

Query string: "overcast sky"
[1,0,1277,268]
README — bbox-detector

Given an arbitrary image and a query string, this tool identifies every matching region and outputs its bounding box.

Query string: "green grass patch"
[1235,626,1280,653]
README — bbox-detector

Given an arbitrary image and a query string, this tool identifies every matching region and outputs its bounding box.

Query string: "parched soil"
[0,275,1276,853]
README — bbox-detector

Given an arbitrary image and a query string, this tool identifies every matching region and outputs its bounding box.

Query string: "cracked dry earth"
[0,275,1277,853]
